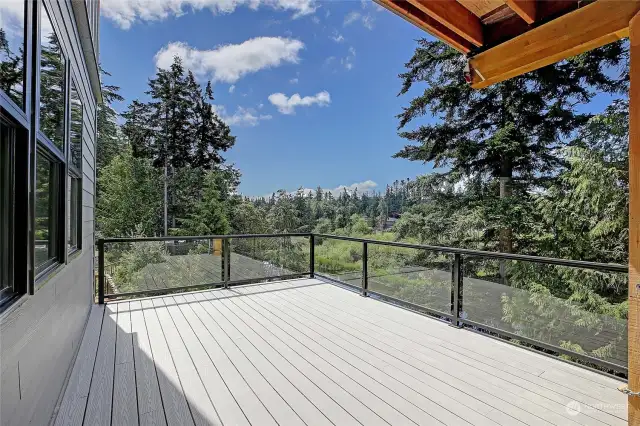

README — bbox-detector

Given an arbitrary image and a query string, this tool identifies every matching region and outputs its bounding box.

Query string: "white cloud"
[311,16,320,24]
[361,14,375,29]
[154,37,304,83]
[341,47,356,70]
[268,91,330,115]
[228,85,235,93]
[1,1,52,39]
[101,0,318,29]
[343,10,375,29]
[213,105,272,127]
[289,78,299,84]
[330,32,345,43]
[343,11,361,26]
[261,180,378,199]
[328,180,378,196]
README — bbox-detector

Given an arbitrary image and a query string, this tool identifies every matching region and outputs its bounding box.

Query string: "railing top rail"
[100,233,312,243]
[97,232,626,273]
[313,234,627,273]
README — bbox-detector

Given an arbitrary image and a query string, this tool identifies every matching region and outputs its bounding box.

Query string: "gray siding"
[0,0,98,425]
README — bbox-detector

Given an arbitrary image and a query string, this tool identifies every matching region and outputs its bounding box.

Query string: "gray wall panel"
[0,0,98,425]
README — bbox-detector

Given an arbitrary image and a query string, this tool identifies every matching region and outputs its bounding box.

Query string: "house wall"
[0,1,98,425]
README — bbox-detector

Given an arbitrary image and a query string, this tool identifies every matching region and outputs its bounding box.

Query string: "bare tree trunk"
[499,175,513,252]
[499,160,513,285]
[164,163,168,236]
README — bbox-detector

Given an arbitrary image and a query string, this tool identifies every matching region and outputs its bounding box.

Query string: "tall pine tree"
[122,56,236,235]
[395,39,628,253]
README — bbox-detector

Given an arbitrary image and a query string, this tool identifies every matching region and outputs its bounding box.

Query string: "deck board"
[258,282,618,425]
[83,304,117,426]
[55,278,628,426]
[140,298,194,426]
[129,300,165,421]
[54,304,105,426]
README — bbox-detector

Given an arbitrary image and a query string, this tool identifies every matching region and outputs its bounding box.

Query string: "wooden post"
[629,11,640,426]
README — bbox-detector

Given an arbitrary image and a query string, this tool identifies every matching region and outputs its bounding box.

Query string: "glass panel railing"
[230,235,310,282]
[462,256,627,368]
[366,243,452,317]
[313,236,362,289]
[103,238,222,297]
[100,234,312,300]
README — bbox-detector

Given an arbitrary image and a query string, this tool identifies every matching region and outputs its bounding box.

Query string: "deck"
[54,278,628,426]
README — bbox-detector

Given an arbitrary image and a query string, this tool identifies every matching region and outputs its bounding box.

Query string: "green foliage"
[93,38,630,369]
[96,148,162,237]
[96,68,126,171]
[112,238,167,293]
[181,170,230,236]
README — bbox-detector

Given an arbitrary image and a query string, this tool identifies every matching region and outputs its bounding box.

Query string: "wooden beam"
[374,0,474,53]
[629,11,640,426]
[470,0,640,88]
[406,0,484,46]
[505,0,536,24]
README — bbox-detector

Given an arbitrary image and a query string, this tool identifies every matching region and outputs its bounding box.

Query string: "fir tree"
[395,39,628,252]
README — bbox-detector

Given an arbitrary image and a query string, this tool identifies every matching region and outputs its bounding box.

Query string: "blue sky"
[99,0,620,197]
[100,0,434,197]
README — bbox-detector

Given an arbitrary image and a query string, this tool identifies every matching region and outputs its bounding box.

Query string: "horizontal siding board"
[0,1,97,424]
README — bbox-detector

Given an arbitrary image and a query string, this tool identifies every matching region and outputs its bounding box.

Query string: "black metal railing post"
[361,242,368,297]
[451,253,463,327]
[98,239,105,304]
[309,234,315,278]
[220,238,226,283]
[224,238,231,288]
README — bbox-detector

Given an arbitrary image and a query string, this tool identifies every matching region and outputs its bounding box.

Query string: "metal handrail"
[100,233,312,243]
[313,233,627,273]
[95,232,628,374]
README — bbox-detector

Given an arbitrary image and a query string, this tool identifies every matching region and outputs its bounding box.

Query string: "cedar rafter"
[406,0,484,46]
[375,0,475,53]
[505,0,537,24]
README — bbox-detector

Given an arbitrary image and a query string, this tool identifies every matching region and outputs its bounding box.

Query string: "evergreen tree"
[0,28,23,106]
[395,39,628,253]
[96,68,125,171]
[122,56,236,234]
[182,171,230,236]
[96,148,162,237]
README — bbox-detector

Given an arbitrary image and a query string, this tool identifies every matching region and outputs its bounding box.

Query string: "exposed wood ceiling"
[375,0,640,88]
[457,0,505,17]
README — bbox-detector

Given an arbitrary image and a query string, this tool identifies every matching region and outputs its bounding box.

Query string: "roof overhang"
[70,0,103,103]
[375,0,640,89]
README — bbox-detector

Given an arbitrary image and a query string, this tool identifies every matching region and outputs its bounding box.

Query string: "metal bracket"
[618,385,640,397]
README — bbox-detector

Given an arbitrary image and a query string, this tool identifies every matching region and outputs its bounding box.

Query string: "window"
[0,119,15,305]
[69,79,82,169]
[67,175,80,252]
[39,5,65,151]
[68,78,82,253]
[35,151,59,272]
[0,1,26,109]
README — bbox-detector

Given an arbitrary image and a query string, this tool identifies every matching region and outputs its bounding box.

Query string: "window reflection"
[35,152,57,269]
[67,175,79,251]
[69,80,82,169]
[40,5,65,150]
[0,1,26,108]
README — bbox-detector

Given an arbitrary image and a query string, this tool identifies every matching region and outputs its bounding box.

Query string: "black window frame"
[0,0,90,305]
[32,1,68,283]
[0,0,28,112]
[0,116,18,309]
[0,0,32,309]
[34,145,63,276]
[67,75,82,255]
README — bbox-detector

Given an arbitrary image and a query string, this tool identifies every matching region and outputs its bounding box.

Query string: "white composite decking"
[54,278,628,426]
